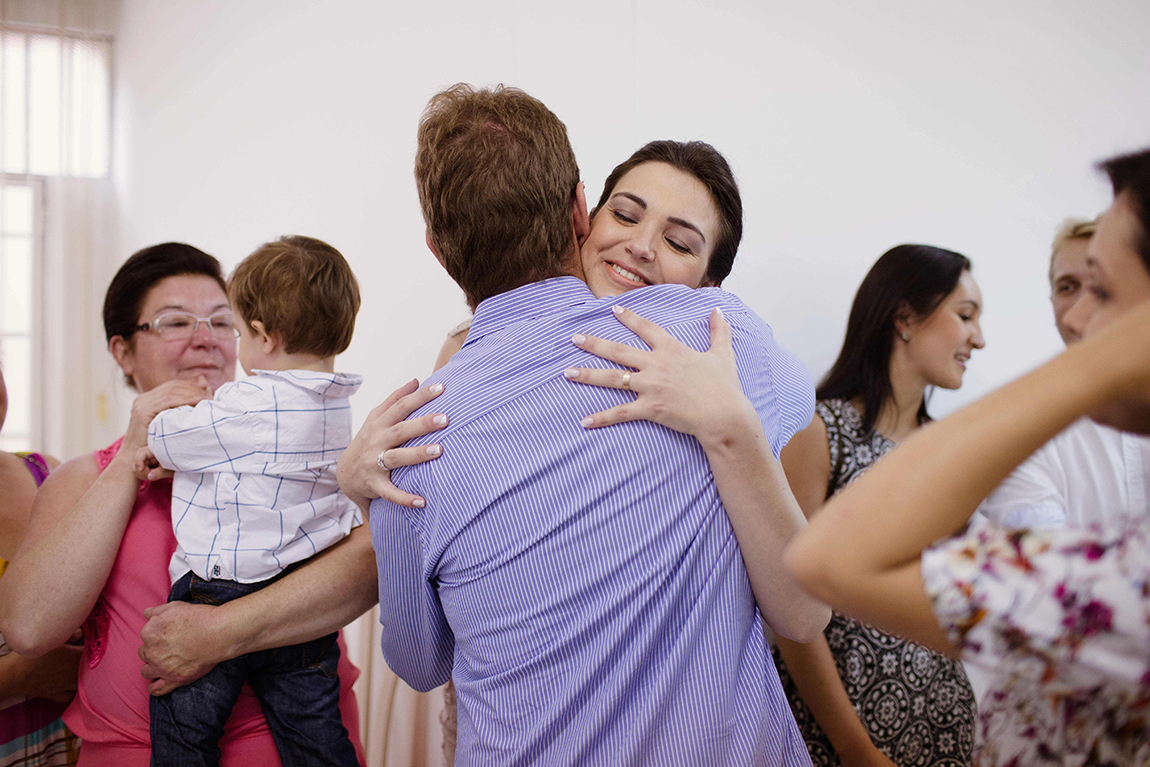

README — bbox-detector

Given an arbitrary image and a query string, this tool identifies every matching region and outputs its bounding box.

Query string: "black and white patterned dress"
[773,398,976,767]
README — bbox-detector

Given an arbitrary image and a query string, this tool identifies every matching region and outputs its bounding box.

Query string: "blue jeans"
[148,571,358,767]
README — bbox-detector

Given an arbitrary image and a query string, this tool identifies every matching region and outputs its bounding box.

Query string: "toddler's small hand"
[133,446,172,482]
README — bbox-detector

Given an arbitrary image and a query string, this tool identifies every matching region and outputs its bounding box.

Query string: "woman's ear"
[893,304,916,342]
[109,336,135,379]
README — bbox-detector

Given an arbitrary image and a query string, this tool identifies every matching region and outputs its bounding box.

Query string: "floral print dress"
[923,519,1150,765]
[773,399,978,766]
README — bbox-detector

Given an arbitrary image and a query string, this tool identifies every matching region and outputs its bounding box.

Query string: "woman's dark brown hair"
[817,244,972,435]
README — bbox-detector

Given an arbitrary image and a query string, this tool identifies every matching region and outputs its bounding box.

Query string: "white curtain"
[0,0,117,460]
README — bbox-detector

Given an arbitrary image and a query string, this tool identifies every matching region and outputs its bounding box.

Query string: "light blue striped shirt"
[372,277,814,766]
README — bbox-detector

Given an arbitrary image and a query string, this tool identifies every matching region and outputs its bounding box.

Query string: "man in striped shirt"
[370,84,819,765]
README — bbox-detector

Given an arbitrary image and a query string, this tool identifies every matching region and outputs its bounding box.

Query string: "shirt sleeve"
[147,383,263,473]
[921,522,1150,685]
[370,481,454,692]
[976,444,1069,528]
[728,312,815,458]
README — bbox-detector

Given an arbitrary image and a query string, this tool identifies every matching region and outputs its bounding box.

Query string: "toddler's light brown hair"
[228,235,360,357]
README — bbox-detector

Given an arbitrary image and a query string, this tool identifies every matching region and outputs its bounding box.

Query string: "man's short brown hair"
[228,235,360,357]
[415,83,581,309]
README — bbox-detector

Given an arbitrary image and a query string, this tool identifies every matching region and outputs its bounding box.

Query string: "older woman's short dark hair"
[102,243,226,343]
[594,140,743,286]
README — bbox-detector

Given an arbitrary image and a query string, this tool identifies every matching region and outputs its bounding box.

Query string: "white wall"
[100,0,1150,443]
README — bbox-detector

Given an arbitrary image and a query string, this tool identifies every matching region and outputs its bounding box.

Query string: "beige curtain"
[0,0,118,460]
[346,606,453,767]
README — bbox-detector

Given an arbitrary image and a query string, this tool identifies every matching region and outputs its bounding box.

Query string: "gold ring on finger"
[376,450,390,471]
[622,371,632,391]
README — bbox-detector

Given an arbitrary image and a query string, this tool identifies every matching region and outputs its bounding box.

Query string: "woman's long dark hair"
[817,244,972,435]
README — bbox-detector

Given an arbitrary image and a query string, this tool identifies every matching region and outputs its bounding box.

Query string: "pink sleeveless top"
[64,439,366,766]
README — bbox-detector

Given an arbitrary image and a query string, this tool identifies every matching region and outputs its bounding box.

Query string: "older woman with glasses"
[0,243,413,766]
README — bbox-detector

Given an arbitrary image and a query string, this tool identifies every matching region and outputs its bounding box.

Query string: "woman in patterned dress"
[786,147,1150,766]
[527,148,1150,764]
[772,245,984,767]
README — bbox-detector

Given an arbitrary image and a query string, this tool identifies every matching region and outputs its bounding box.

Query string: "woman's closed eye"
[612,209,638,225]
[665,237,692,255]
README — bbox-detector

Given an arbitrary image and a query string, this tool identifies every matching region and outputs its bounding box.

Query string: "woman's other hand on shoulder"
[337,379,448,512]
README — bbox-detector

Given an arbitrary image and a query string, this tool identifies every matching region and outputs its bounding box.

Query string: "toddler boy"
[141,235,362,767]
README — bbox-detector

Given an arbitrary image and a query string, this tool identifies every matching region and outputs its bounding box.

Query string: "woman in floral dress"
[787,147,1150,765]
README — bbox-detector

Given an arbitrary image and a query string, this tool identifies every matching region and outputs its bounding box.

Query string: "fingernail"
[433,414,447,426]
[426,445,441,456]
[612,305,624,315]
[563,368,579,379]
[572,334,586,345]
[413,497,425,508]
[430,383,444,394]
[580,416,593,428]
[715,306,724,318]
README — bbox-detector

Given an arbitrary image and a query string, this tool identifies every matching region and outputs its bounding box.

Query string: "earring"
[901,332,911,342]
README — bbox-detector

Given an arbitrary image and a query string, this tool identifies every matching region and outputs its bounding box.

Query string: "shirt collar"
[251,369,363,397]
[466,277,595,345]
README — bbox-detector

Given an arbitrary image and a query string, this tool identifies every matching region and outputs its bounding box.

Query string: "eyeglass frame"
[131,311,241,341]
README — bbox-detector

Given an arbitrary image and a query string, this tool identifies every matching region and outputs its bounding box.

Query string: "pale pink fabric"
[65,438,367,766]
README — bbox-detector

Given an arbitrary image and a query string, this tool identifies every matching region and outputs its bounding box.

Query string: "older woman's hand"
[564,306,759,450]
[337,379,448,511]
[138,601,228,695]
[119,377,213,458]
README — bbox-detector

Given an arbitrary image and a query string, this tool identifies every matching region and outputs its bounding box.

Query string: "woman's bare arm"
[786,303,1150,651]
[773,420,896,766]
[0,454,37,562]
[0,380,211,657]
[0,455,131,656]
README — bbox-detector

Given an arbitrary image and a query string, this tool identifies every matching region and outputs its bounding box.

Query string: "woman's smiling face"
[580,161,720,297]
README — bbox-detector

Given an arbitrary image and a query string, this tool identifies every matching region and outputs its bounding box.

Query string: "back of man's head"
[415,84,581,310]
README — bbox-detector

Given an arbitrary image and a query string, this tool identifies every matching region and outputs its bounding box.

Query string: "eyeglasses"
[134,311,240,341]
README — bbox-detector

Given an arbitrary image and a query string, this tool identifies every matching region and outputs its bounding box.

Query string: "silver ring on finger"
[621,371,632,391]
[377,450,391,471]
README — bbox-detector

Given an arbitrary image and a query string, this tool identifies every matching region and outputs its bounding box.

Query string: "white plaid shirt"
[149,369,363,584]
